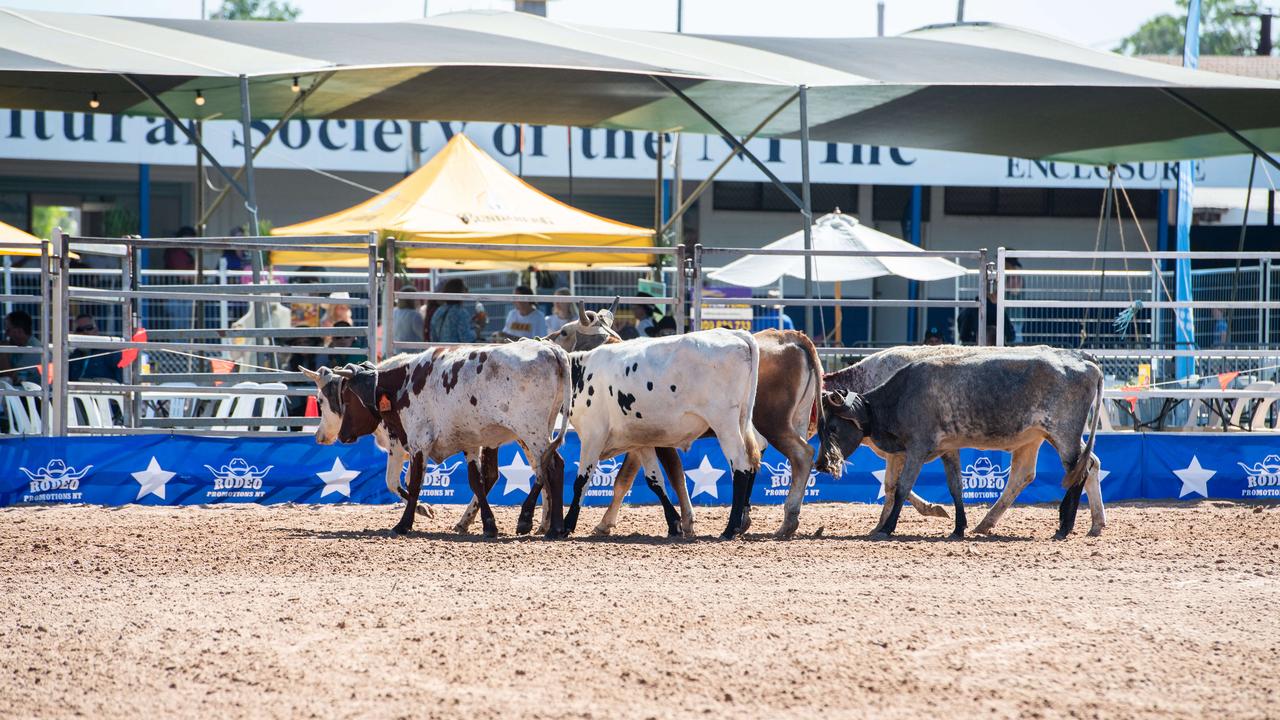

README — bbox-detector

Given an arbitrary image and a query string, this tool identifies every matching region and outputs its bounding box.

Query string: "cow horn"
[608,295,620,317]
[576,301,588,322]
[298,366,321,380]
[333,367,357,379]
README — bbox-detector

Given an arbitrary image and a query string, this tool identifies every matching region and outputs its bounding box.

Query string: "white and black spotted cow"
[816,347,1105,540]
[550,328,764,539]
[303,339,572,537]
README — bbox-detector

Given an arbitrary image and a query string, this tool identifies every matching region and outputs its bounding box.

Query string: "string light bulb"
[88,92,100,109]
[291,76,301,93]
[194,90,205,106]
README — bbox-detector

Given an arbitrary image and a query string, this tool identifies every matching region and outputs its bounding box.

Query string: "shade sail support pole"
[651,76,804,212]
[1162,89,1280,175]
[660,90,800,238]
[199,70,336,228]
[120,74,250,202]
[799,84,814,337]
[238,74,271,369]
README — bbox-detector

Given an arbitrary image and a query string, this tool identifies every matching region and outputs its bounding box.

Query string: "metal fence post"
[994,247,1006,347]
[39,241,50,436]
[1265,257,1272,347]
[123,242,138,429]
[691,243,704,331]
[50,228,68,435]
[976,248,988,346]
[378,232,393,361]
[674,244,687,334]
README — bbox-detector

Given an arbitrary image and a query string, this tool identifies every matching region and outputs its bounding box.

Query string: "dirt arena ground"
[3,501,1278,720]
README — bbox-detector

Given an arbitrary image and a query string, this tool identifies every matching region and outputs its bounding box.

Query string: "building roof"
[1,10,1279,164]
[1139,55,1280,81]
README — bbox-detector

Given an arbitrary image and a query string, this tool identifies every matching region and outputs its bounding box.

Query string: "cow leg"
[776,434,816,540]
[972,445,1038,536]
[638,448,682,537]
[873,455,904,534]
[595,452,642,536]
[657,447,694,538]
[877,452,925,538]
[463,449,498,538]
[942,452,966,538]
[1053,437,1094,541]
[1084,453,1106,537]
[534,447,566,539]
[1055,478,1086,540]
[712,421,758,540]
[563,461,596,536]
[393,452,425,535]
[516,475,543,535]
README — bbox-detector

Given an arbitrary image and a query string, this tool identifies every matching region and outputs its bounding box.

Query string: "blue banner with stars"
[0,432,1270,508]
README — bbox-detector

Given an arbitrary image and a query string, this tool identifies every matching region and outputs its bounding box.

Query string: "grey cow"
[816,347,1104,539]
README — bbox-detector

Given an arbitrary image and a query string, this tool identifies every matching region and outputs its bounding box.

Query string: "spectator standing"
[392,285,426,345]
[500,286,547,340]
[429,278,478,343]
[546,288,577,334]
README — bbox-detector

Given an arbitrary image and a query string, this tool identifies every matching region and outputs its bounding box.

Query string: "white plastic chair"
[142,382,199,426]
[18,381,42,434]
[1229,380,1274,431]
[1,380,33,435]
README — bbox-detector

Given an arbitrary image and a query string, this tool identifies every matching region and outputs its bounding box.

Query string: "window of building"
[945,186,1160,219]
[712,181,857,214]
[871,185,931,222]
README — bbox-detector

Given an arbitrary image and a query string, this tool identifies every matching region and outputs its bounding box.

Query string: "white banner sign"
[0,110,1257,189]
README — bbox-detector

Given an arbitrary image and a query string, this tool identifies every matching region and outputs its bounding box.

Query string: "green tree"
[211,0,300,21]
[1116,0,1265,55]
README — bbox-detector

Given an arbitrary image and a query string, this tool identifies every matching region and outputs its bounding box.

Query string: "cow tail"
[800,334,824,438]
[741,331,763,468]
[1063,371,1104,489]
[549,348,573,450]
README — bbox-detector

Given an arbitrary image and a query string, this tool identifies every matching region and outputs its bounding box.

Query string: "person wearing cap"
[923,326,944,345]
[321,292,352,328]
[392,284,426,344]
[645,315,678,338]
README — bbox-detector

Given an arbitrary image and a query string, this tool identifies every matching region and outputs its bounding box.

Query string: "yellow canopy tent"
[271,134,655,269]
[0,221,50,257]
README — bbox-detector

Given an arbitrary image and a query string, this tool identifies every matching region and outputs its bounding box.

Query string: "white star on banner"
[500,451,535,496]
[131,457,175,500]
[1173,456,1215,499]
[685,456,723,499]
[1082,466,1111,500]
[317,458,360,498]
[872,467,887,500]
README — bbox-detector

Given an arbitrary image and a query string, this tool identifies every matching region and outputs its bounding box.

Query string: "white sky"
[8,0,1178,50]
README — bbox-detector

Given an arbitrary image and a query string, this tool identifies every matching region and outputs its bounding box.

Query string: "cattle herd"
[302,301,1106,541]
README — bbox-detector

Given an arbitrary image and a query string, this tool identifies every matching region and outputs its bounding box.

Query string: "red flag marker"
[118,328,147,368]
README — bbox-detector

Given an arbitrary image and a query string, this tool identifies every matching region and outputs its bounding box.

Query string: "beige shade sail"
[270,134,654,269]
[0,9,1278,164]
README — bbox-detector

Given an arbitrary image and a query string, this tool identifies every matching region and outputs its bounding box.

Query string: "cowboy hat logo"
[575,457,626,496]
[961,457,1011,491]
[762,459,818,490]
[205,458,272,491]
[398,459,462,489]
[1238,454,1280,488]
[20,459,91,493]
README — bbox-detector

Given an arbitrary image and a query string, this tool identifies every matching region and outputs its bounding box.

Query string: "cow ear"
[837,393,870,429]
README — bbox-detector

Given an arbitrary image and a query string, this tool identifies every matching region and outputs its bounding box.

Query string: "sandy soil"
[2,500,1278,720]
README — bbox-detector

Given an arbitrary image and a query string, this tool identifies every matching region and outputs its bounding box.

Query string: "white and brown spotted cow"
[552,327,763,539]
[543,306,823,539]
[303,339,572,537]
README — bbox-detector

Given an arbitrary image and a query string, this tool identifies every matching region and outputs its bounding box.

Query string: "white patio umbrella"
[708,211,967,287]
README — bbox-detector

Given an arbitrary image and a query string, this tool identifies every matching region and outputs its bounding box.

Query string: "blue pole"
[907,185,922,342]
[1175,0,1201,379]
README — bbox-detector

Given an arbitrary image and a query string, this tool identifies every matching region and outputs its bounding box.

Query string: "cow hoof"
[775,518,799,540]
[739,516,752,534]
[919,503,950,519]
[482,524,498,539]
[972,521,994,536]
[514,519,532,535]
[592,524,613,537]
[1087,526,1104,537]
[1053,530,1071,541]
[392,523,412,536]
[869,530,891,541]
[452,523,469,535]
[949,530,965,540]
